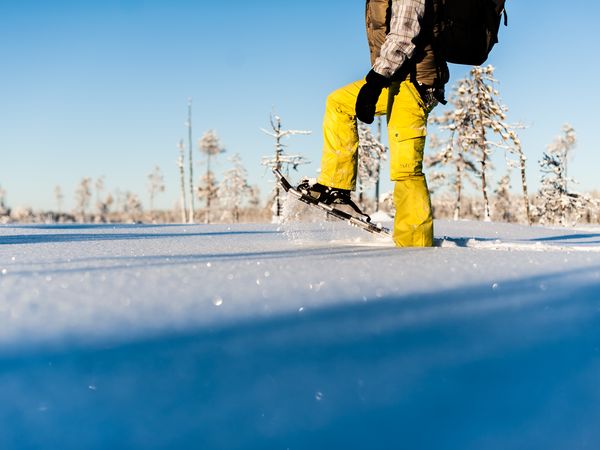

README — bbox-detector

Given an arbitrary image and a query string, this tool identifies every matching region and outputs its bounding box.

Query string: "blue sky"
[1,0,599,211]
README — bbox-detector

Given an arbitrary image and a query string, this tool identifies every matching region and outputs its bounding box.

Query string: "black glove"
[355,69,390,124]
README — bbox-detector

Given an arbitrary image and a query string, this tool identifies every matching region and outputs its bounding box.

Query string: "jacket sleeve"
[372,0,426,78]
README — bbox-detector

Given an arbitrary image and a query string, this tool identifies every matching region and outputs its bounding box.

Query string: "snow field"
[1,219,600,449]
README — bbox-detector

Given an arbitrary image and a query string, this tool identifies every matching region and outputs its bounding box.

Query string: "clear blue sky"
[1,0,599,211]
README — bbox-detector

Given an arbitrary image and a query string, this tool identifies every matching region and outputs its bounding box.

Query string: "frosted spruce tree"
[422,134,446,195]
[218,154,252,223]
[493,174,514,222]
[74,177,92,222]
[147,166,165,213]
[95,177,105,208]
[198,129,225,224]
[261,114,310,222]
[536,124,593,226]
[197,171,219,223]
[357,122,387,210]
[429,100,480,220]
[430,66,529,222]
[0,185,7,216]
[248,185,261,210]
[54,185,64,214]
[123,191,143,223]
[94,176,111,221]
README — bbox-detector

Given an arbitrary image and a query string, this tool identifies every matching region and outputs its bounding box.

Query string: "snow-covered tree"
[177,139,187,223]
[197,171,219,224]
[430,65,528,222]
[493,174,514,222]
[74,177,92,222]
[0,185,7,216]
[95,177,105,206]
[147,166,165,212]
[198,129,225,224]
[536,124,593,226]
[99,194,114,222]
[423,134,446,195]
[218,154,252,223]
[503,127,531,224]
[357,122,386,210]
[123,191,143,223]
[54,185,64,214]
[428,108,480,220]
[379,190,395,216]
[94,176,110,220]
[261,114,311,222]
[248,185,261,209]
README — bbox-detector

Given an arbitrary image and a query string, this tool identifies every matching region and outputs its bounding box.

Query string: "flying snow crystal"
[492,283,499,290]
[212,296,224,307]
[315,392,324,401]
[309,282,325,292]
[1,269,6,275]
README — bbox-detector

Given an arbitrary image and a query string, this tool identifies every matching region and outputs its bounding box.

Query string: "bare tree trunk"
[453,160,462,221]
[178,140,188,223]
[274,128,283,219]
[205,152,211,224]
[481,150,491,221]
[187,99,195,224]
[375,117,383,212]
[479,124,491,222]
[519,154,531,225]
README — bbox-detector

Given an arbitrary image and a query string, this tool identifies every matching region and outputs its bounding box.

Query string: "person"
[302,0,448,247]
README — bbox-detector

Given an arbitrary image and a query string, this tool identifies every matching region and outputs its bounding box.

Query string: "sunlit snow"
[1,219,600,449]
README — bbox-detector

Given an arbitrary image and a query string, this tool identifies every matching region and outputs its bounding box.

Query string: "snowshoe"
[273,168,391,237]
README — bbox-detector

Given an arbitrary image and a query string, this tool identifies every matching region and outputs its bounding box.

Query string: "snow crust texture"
[1,220,600,449]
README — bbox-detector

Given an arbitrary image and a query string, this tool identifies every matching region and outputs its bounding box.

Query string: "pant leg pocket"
[389,126,427,180]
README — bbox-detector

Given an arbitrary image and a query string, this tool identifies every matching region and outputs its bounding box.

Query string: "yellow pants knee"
[318,80,388,190]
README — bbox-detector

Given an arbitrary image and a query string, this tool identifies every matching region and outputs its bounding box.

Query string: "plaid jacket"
[367,0,447,86]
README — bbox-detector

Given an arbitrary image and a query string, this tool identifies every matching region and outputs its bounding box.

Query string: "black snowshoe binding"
[273,169,391,236]
[297,178,368,219]
[297,180,351,206]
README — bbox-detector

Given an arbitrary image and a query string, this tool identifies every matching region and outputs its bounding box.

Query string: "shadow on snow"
[1,266,600,449]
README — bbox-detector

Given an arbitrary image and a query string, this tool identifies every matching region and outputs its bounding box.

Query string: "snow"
[1,219,600,449]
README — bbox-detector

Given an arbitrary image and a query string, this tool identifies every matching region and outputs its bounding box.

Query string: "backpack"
[431,0,507,66]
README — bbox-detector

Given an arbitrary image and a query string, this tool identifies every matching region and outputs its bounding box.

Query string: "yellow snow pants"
[318,79,434,247]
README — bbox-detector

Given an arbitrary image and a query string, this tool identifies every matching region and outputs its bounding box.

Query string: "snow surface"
[1,218,600,449]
